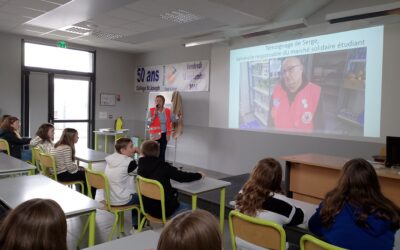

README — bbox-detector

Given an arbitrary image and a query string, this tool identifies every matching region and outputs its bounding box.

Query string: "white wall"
[0,32,21,117]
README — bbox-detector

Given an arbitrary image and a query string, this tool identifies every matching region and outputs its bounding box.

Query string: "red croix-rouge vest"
[149,108,172,140]
[270,83,321,132]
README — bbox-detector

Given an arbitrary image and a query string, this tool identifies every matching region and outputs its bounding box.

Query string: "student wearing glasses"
[269,56,322,132]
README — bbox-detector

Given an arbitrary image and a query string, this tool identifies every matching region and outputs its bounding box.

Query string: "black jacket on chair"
[137,156,202,219]
[0,130,31,159]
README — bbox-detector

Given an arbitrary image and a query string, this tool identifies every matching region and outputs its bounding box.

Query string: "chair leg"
[79,182,85,194]
[77,216,90,248]
[116,212,121,238]
[138,217,146,232]
[136,208,141,231]
[109,213,119,241]
[119,211,125,234]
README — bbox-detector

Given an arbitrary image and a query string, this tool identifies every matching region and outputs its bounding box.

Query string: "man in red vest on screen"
[270,56,322,132]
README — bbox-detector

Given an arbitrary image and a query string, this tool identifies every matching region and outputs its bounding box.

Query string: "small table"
[171,177,231,232]
[82,230,160,250]
[76,148,109,169]
[0,152,36,176]
[0,175,101,246]
[94,130,129,153]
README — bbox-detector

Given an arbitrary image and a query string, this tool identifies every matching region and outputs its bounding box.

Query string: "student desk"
[0,175,101,246]
[281,153,400,206]
[82,230,160,250]
[171,177,231,232]
[93,130,129,153]
[76,147,109,169]
[0,152,35,176]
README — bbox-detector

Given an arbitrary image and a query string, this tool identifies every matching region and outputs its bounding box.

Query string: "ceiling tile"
[105,8,149,22]
[125,0,176,17]
[91,15,131,27]
[0,3,45,18]
[119,21,153,33]
[20,24,55,33]
[0,10,31,24]
[8,0,59,12]
[40,0,71,5]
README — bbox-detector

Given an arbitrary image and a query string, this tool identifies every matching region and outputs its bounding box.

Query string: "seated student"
[235,158,304,249]
[137,140,203,219]
[50,128,94,196]
[0,198,67,250]
[157,209,222,250]
[308,158,400,250]
[105,138,140,231]
[0,116,31,160]
[0,114,10,135]
[30,123,55,153]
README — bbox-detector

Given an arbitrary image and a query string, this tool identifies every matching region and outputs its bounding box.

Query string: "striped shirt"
[30,136,54,153]
[50,145,78,174]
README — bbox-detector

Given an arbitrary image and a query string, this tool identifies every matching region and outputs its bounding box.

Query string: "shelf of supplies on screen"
[254,112,268,126]
[252,86,269,95]
[254,99,269,111]
[251,74,269,79]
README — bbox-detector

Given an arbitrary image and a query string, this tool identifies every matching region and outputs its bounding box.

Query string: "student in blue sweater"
[308,158,400,250]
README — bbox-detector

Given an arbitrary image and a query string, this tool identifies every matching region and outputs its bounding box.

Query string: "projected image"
[230,26,383,137]
[238,48,366,135]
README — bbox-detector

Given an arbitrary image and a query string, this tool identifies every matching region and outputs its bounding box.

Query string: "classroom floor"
[69,162,400,250]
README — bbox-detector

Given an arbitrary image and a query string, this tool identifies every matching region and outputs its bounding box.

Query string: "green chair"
[300,234,347,250]
[32,147,43,172]
[0,138,10,155]
[229,210,286,250]
[39,152,85,194]
[136,175,168,231]
[84,169,141,241]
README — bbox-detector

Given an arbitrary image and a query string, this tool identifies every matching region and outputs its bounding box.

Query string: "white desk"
[82,230,160,250]
[76,148,109,169]
[0,152,35,176]
[0,175,101,246]
[93,130,129,153]
[171,177,231,232]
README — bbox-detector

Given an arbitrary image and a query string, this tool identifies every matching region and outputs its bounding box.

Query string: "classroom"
[1,0,400,249]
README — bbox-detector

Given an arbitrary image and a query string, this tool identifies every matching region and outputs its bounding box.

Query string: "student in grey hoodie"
[105,138,139,230]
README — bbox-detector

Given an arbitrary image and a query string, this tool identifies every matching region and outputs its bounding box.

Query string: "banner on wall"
[135,60,209,92]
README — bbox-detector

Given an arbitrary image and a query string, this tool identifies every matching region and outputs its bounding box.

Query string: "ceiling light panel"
[160,9,203,23]
[47,29,83,38]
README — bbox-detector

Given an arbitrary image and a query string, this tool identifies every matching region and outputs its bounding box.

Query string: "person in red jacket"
[147,95,179,162]
[270,56,322,132]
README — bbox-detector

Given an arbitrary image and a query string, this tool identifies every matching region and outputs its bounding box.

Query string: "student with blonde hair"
[0,198,67,250]
[309,158,400,250]
[157,209,222,250]
[236,158,304,224]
